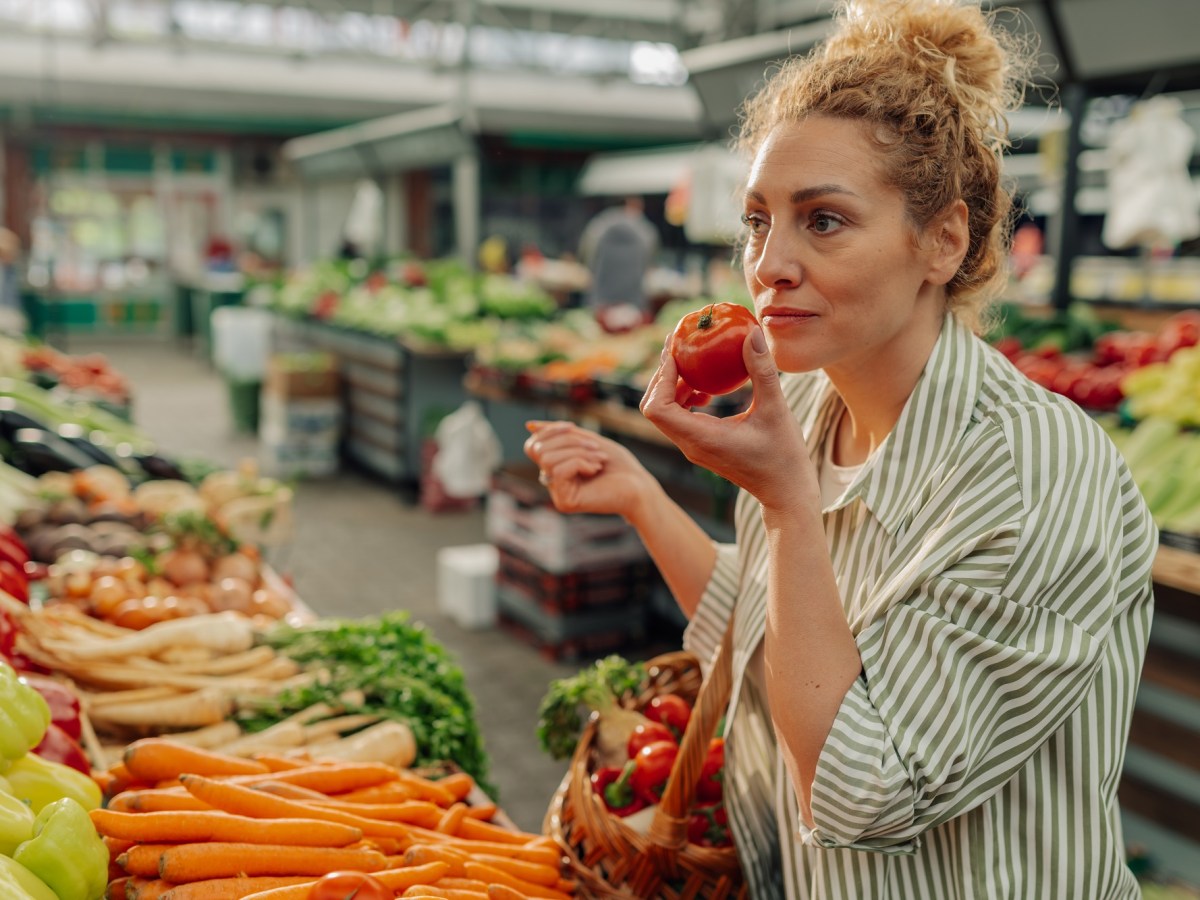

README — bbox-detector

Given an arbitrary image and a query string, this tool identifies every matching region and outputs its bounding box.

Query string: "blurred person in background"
[579,195,659,331]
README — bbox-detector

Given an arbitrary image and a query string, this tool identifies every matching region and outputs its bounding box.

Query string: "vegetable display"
[245,613,492,794]
[90,739,571,899]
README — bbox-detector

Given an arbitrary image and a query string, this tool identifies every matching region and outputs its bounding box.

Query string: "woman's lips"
[761,311,817,328]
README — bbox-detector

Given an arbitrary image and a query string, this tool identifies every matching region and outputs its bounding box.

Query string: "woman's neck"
[825,313,943,467]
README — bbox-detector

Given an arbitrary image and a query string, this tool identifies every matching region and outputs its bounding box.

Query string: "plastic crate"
[486,465,648,573]
[496,547,656,614]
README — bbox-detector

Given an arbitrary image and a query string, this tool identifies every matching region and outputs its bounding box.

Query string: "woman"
[526,1,1155,897]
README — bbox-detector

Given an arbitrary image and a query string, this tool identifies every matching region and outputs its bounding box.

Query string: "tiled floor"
[69,334,592,831]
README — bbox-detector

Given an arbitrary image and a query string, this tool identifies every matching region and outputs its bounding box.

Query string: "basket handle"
[646,616,735,860]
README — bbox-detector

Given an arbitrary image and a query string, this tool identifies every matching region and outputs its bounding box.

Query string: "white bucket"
[212,306,273,381]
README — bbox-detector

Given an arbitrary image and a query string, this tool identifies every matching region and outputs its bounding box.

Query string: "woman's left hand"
[640,325,818,516]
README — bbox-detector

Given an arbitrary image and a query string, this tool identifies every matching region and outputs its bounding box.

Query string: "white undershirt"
[747,417,865,691]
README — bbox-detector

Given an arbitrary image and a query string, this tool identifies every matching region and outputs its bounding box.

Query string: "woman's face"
[741,116,949,378]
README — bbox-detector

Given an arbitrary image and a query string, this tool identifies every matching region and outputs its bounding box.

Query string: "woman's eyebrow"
[744,184,861,205]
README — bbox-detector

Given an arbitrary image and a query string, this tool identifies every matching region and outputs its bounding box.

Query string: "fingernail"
[751,326,766,354]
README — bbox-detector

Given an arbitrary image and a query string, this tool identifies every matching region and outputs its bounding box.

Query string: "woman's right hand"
[523,420,654,522]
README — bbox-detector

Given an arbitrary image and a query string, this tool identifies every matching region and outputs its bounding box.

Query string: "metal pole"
[1050,82,1086,311]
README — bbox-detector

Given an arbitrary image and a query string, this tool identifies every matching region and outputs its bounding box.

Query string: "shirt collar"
[818,313,985,534]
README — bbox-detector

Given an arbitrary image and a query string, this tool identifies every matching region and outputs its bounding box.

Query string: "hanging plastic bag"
[431,401,502,499]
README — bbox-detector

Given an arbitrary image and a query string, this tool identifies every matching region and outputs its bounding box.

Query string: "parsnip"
[125,645,278,677]
[223,720,307,755]
[154,720,242,749]
[82,686,182,708]
[301,714,382,744]
[88,687,233,728]
[41,611,256,660]
[303,721,417,769]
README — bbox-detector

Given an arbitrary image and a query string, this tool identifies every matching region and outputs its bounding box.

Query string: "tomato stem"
[698,303,715,329]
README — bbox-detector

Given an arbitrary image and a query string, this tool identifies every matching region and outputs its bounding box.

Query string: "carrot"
[487,886,531,900]
[111,789,212,813]
[553,880,576,894]
[260,762,399,794]
[434,841,560,868]
[158,877,315,900]
[126,879,173,899]
[457,819,539,845]
[473,854,560,887]
[124,739,271,783]
[90,808,362,847]
[104,877,130,900]
[404,844,469,875]
[118,844,176,878]
[314,799,443,828]
[462,863,571,900]
[253,780,330,802]
[434,777,475,801]
[402,888,487,900]
[103,834,136,859]
[435,773,476,802]
[436,803,468,835]
[180,775,414,842]
[104,762,147,796]
[251,754,308,772]
[334,782,418,804]
[464,803,498,821]
[157,842,387,882]
[396,772,456,806]
[437,879,490,892]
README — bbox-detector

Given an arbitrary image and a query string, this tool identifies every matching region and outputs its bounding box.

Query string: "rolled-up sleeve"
[682,541,740,675]
[802,406,1145,852]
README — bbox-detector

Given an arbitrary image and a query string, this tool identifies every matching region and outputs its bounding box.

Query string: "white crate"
[437,544,499,630]
[260,437,339,479]
[486,489,648,574]
[260,394,342,443]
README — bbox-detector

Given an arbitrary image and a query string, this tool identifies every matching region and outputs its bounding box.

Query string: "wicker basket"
[545,625,745,900]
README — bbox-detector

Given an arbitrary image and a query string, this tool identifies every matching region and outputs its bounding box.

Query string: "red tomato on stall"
[308,871,390,900]
[671,303,758,396]
[630,740,679,805]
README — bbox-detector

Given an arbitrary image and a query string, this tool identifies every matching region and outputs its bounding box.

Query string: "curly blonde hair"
[736,0,1034,333]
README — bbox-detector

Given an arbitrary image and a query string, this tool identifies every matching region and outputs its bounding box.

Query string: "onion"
[158,549,210,587]
[211,577,255,614]
[251,588,290,619]
[212,552,259,588]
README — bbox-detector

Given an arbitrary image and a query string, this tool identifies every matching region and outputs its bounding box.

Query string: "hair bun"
[823,0,1028,153]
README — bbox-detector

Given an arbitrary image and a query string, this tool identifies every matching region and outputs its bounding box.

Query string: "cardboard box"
[265,352,340,399]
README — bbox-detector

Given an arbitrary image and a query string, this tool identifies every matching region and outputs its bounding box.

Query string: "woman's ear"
[926,200,970,286]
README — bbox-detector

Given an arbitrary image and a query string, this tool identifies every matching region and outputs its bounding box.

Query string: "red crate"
[497,613,643,664]
[497,547,656,614]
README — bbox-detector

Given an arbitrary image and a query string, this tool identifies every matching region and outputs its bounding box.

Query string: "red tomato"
[627,721,676,759]
[645,694,692,740]
[697,737,725,802]
[308,871,390,900]
[671,302,758,396]
[630,740,679,805]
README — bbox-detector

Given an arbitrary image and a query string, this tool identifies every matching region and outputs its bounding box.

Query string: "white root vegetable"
[125,645,278,677]
[301,715,382,744]
[153,720,242,749]
[303,721,417,769]
[88,687,233,728]
[223,721,307,756]
[595,707,654,770]
[81,686,182,708]
[42,611,256,661]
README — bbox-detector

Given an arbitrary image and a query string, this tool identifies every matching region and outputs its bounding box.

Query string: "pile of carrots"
[95,738,573,900]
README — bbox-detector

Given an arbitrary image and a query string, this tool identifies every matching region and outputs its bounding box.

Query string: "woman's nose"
[750,231,802,289]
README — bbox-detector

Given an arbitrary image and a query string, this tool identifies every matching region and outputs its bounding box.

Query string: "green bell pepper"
[0,787,34,855]
[13,798,108,900]
[0,855,58,900]
[4,753,101,814]
[0,662,50,762]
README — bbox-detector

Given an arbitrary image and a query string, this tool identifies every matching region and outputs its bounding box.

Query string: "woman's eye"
[810,213,844,234]
[741,213,768,235]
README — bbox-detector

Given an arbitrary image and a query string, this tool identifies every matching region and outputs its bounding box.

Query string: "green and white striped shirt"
[683,314,1156,899]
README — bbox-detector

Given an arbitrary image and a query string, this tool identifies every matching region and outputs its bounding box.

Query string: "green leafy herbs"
[246,612,493,797]
[536,655,647,761]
